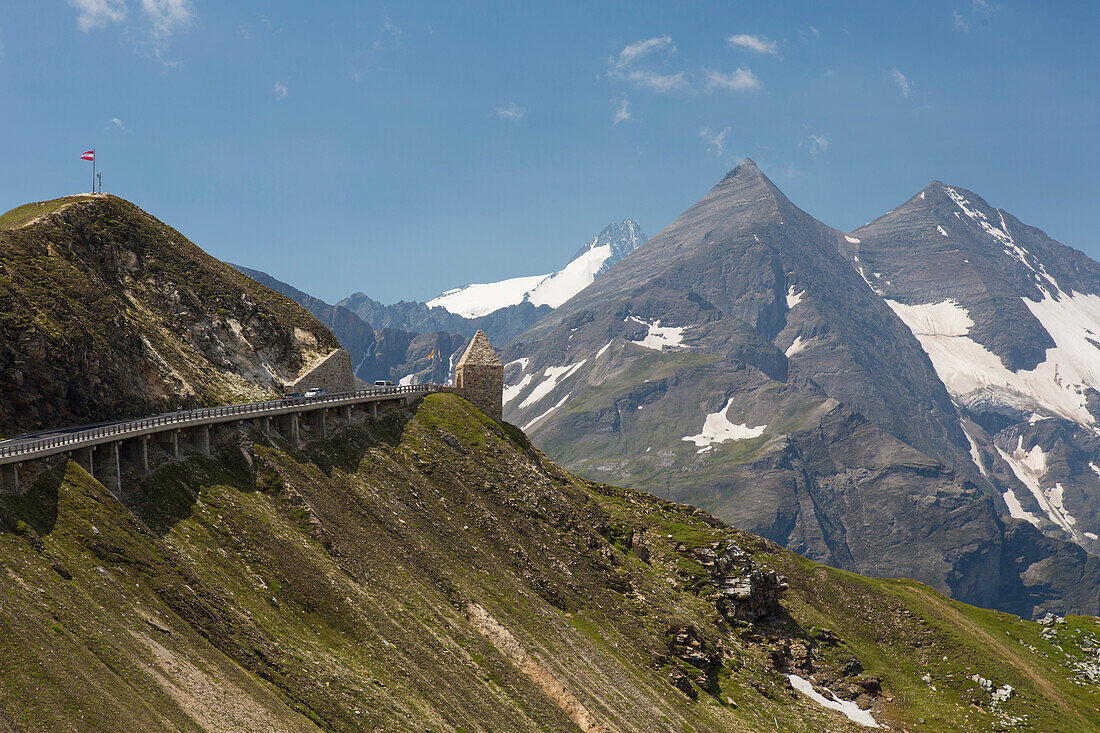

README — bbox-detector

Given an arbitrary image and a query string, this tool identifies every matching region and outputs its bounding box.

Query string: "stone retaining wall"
[288,349,355,394]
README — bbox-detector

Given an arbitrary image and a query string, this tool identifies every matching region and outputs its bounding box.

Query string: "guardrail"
[0,384,435,461]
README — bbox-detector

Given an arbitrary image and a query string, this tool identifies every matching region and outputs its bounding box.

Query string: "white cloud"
[609,36,687,93]
[727,34,778,55]
[953,11,969,31]
[705,67,761,92]
[70,0,127,31]
[700,127,731,156]
[495,102,526,121]
[139,0,192,38]
[612,96,631,125]
[612,36,674,69]
[973,0,1000,11]
[800,133,829,157]
[274,81,288,100]
[890,68,911,98]
[383,17,403,36]
[110,117,127,131]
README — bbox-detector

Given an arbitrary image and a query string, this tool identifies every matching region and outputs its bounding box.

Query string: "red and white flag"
[81,150,95,161]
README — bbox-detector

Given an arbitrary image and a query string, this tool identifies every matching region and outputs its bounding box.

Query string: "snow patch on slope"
[886,295,1100,427]
[522,392,571,432]
[996,437,1077,534]
[785,336,807,357]
[786,286,804,308]
[519,361,587,409]
[683,397,766,450]
[503,373,534,406]
[961,424,989,477]
[845,235,861,244]
[786,674,880,728]
[627,317,688,351]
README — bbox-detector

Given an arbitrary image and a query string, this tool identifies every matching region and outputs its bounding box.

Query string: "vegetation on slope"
[0,195,339,435]
[0,393,1098,731]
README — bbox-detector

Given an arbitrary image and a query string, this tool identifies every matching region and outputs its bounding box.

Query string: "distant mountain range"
[846,181,1100,553]
[235,219,648,384]
[233,163,1100,618]
[499,160,1100,618]
[425,219,647,317]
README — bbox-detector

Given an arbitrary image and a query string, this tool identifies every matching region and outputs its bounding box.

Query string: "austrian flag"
[81,150,95,161]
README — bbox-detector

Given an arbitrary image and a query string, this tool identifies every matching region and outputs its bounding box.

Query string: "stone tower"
[455,330,503,420]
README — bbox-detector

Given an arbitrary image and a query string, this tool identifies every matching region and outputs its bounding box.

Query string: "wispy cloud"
[608,36,687,93]
[973,0,1000,12]
[800,133,829,157]
[612,96,631,125]
[495,102,526,121]
[704,68,761,92]
[953,11,969,31]
[109,117,127,131]
[700,127,731,156]
[383,17,403,36]
[727,34,778,56]
[274,81,288,100]
[139,0,192,38]
[889,68,911,98]
[70,0,127,31]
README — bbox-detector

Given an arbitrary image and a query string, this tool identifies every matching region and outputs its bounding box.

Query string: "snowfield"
[426,221,644,317]
[886,293,1100,427]
[786,286,804,308]
[426,274,547,318]
[683,397,766,451]
[627,316,688,351]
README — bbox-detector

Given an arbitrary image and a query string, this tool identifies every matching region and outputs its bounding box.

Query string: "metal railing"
[0,384,435,461]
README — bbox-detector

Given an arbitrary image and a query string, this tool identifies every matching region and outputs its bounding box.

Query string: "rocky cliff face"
[847,184,1100,555]
[0,195,339,435]
[2,393,1099,731]
[500,161,1100,615]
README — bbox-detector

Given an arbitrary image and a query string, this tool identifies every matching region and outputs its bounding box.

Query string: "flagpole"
[92,150,95,194]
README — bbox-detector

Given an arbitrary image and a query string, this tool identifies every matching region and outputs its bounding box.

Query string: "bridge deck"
[0,385,435,466]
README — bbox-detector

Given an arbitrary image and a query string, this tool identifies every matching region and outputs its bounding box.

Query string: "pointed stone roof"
[456,330,502,369]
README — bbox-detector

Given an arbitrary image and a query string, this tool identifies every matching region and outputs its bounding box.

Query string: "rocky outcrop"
[0,195,339,435]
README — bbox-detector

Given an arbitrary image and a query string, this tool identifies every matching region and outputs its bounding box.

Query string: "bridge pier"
[371,403,378,419]
[109,442,122,497]
[342,405,352,421]
[319,409,327,439]
[141,437,149,471]
[291,413,300,447]
[81,447,95,476]
[196,425,211,456]
[3,464,18,493]
[172,430,180,459]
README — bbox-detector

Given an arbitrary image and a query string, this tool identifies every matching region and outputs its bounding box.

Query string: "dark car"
[281,391,304,403]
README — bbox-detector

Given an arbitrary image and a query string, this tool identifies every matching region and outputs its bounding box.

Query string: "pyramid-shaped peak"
[456,330,502,368]
[719,158,765,184]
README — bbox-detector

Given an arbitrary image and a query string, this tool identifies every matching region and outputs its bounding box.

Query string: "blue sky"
[2,1,1098,303]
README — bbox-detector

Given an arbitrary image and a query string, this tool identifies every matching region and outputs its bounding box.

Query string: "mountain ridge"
[497,160,1100,615]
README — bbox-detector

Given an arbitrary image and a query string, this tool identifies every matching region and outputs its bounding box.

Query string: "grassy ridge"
[0,393,1097,730]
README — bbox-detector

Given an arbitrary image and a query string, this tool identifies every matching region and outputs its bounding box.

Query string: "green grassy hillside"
[0,394,1097,731]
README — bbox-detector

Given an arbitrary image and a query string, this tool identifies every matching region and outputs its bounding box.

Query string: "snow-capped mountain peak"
[425,219,648,318]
